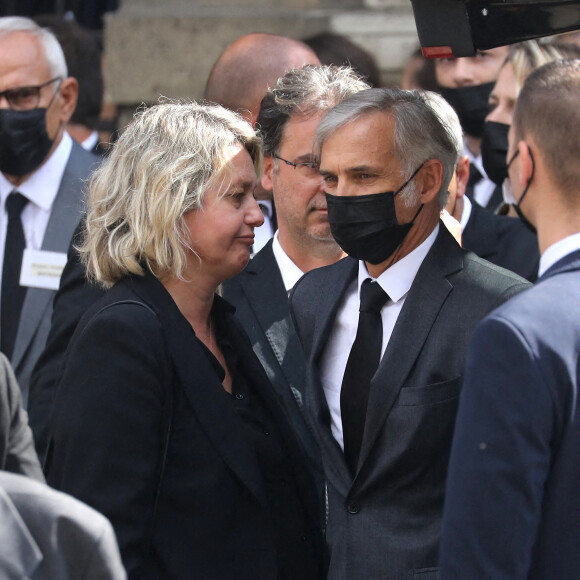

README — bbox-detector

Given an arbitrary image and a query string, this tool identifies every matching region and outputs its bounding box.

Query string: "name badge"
[20,248,67,291]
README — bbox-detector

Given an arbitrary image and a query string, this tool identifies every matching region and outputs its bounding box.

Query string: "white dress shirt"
[271,230,304,295]
[538,233,580,277]
[0,132,73,290]
[252,199,275,255]
[80,130,99,152]
[321,224,440,449]
[458,195,472,231]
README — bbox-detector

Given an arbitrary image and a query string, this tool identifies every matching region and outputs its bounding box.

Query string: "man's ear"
[518,140,534,188]
[261,156,275,191]
[418,158,444,203]
[57,77,78,124]
[455,155,470,199]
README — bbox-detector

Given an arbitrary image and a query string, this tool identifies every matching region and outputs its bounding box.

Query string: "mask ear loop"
[394,161,426,197]
[394,161,427,223]
[512,145,537,234]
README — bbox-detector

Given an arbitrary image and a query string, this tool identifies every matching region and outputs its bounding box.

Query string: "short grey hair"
[315,87,461,209]
[0,16,68,79]
[81,101,262,287]
[257,64,370,156]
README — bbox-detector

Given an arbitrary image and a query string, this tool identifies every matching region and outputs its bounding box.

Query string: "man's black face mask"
[326,164,425,264]
[481,121,510,186]
[440,82,495,139]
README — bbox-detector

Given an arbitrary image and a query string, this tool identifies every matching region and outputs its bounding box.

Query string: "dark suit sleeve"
[28,222,106,463]
[439,315,552,580]
[0,354,44,481]
[45,303,169,577]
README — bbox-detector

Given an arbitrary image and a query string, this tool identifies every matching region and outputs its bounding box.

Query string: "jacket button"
[235,393,244,400]
[346,501,360,514]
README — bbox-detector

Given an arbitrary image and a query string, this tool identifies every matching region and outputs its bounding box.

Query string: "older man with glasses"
[222,65,369,485]
[0,16,97,407]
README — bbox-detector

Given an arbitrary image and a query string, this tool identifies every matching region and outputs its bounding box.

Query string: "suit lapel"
[239,243,304,398]
[12,144,95,370]
[307,258,359,491]
[0,486,43,577]
[358,226,463,472]
[311,258,358,363]
[130,274,267,507]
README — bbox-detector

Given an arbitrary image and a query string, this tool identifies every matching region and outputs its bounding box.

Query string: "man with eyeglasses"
[222,65,369,483]
[0,17,96,406]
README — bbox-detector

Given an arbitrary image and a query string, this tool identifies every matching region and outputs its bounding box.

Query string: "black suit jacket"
[222,240,321,482]
[290,225,531,580]
[28,221,105,463]
[45,271,324,579]
[462,200,540,282]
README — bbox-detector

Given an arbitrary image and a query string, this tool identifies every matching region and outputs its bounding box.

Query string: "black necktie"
[341,279,389,475]
[1,192,29,359]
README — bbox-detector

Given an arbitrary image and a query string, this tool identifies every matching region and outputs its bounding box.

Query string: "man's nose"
[452,59,477,87]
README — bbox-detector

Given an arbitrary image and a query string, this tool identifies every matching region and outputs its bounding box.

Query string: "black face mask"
[326,164,424,264]
[505,147,537,234]
[0,107,54,177]
[440,82,495,138]
[481,121,510,185]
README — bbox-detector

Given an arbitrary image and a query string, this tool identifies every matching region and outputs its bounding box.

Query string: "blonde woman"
[45,102,324,580]
[482,39,580,188]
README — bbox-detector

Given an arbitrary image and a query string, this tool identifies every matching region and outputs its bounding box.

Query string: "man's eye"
[8,87,37,105]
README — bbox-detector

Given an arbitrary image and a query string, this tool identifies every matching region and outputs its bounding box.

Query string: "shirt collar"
[538,232,580,277]
[0,132,73,210]
[357,223,440,303]
[271,230,305,293]
[464,137,485,176]
[81,130,99,151]
[459,195,472,230]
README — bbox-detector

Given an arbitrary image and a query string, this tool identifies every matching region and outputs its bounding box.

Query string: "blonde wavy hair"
[80,101,262,287]
[508,39,580,93]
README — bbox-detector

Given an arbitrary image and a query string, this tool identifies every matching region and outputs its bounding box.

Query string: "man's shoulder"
[426,224,531,297]
[65,141,100,177]
[490,261,580,328]
[0,471,105,527]
[460,250,532,291]
[293,256,355,295]
[222,241,284,299]
[0,471,126,579]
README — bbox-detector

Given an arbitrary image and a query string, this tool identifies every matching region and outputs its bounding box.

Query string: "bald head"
[204,33,320,124]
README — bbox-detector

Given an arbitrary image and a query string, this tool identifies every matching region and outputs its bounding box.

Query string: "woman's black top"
[205,303,321,580]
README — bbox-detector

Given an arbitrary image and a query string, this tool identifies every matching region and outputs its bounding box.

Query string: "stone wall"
[104,0,419,125]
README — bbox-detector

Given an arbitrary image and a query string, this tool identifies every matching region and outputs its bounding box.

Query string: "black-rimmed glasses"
[0,77,62,111]
[274,155,321,180]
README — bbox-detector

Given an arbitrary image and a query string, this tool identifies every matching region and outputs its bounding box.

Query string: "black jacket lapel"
[357,226,464,473]
[129,274,267,507]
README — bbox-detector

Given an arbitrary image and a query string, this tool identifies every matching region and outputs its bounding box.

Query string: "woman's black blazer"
[45,270,324,579]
